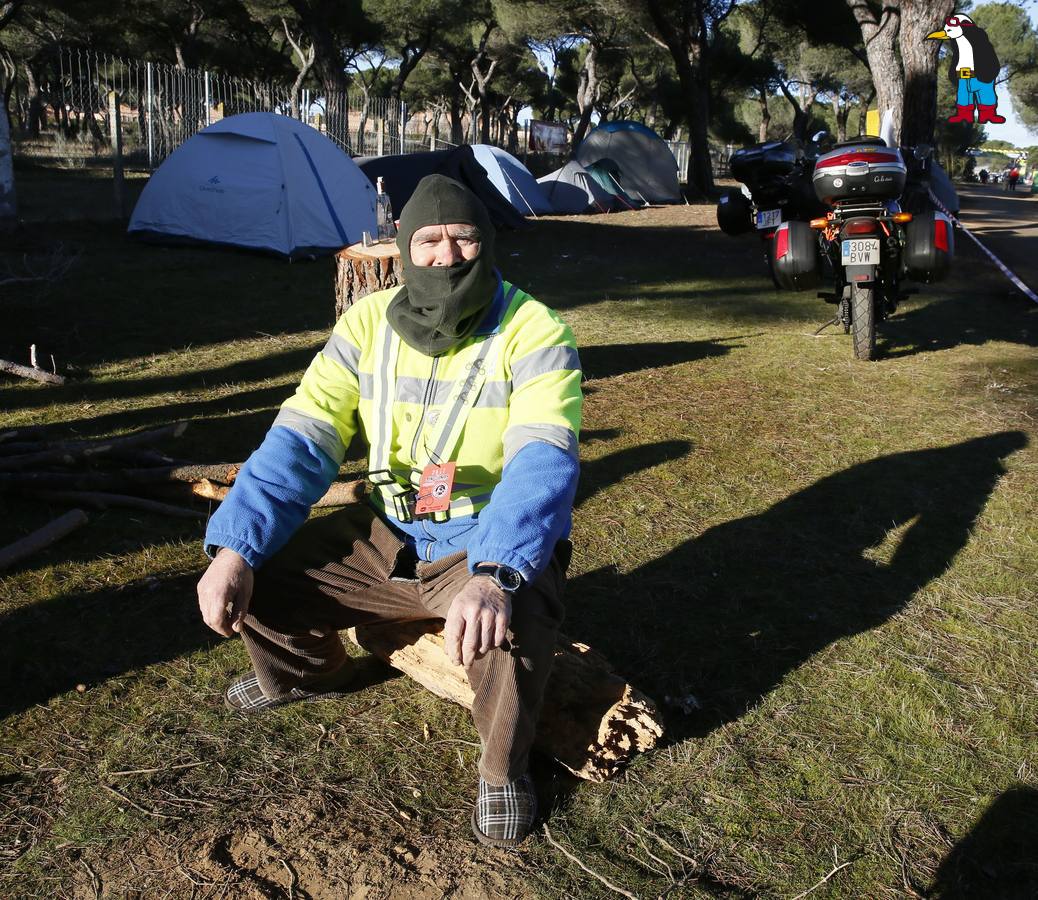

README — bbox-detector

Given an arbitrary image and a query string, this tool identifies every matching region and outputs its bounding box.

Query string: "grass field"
[1,185,1037,898]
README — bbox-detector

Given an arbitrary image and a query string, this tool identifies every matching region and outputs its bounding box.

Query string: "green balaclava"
[387,174,497,356]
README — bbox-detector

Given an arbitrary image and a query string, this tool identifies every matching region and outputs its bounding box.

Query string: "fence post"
[377,114,384,156]
[108,90,125,218]
[146,61,154,169]
[204,70,211,126]
[399,101,406,154]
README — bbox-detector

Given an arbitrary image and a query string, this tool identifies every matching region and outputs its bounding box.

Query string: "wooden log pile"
[0,421,366,564]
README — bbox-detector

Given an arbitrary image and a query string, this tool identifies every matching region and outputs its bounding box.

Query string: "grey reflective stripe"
[370,324,395,474]
[274,407,346,463]
[321,333,360,375]
[429,335,497,464]
[510,345,580,389]
[358,372,373,399]
[475,381,511,408]
[396,376,509,408]
[453,492,493,509]
[503,423,578,466]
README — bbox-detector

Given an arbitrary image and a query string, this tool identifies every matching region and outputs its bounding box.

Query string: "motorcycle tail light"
[893,212,913,223]
[774,226,789,259]
[934,218,949,252]
[845,220,877,235]
[809,217,828,229]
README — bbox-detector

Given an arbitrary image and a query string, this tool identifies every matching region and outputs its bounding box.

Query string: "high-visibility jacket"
[204,276,582,579]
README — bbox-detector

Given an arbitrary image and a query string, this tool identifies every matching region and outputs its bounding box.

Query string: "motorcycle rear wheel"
[851,282,876,360]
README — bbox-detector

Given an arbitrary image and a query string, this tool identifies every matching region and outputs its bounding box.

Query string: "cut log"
[348,622,664,782]
[334,241,404,319]
[0,422,188,472]
[181,478,367,507]
[28,490,206,519]
[0,357,66,385]
[0,509,88,570]
[0,462,242,492]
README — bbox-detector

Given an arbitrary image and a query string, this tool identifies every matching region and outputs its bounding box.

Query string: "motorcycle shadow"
[565,430,1027,742]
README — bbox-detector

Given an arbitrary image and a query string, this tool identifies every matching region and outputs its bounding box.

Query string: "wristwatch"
[472,563,524,593]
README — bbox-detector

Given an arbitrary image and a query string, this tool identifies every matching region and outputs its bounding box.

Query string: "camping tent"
[582,159,640,210]
[128,113,376,258]
[470,144,554,216]
[537,160,623,214]
[575,121,681,204]
[356,145,528,230]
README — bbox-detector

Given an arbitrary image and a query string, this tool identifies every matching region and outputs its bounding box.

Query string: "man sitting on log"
[196,174,582,848]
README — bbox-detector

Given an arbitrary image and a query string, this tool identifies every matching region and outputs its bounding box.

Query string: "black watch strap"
[472,563,523,593]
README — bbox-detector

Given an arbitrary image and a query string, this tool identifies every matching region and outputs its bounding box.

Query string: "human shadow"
[577,440,692,507]
[928,785,1038,898]
[580,340,735,380]
[566,431,1028,739]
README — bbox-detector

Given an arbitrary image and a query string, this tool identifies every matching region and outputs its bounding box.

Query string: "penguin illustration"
[927,13,1005,125]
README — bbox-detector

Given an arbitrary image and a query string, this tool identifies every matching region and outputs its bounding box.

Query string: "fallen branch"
[184,478,366,508]
[790,859,853,900]
[29,490,205,519]
[0,509,89,570]
[0,357,66,386]
[0,422,188,471]
[543,824,640,899]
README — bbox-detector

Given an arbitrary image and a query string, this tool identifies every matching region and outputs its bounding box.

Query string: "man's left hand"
[444,576,511,667]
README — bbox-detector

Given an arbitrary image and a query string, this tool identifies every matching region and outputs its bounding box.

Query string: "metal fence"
[7,47,455,170]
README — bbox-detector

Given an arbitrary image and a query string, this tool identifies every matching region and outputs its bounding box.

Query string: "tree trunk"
[23,63,43,137]
[845,0,903,142]
[899,0,954,147]
[833,96,849,142]
[571,41,599,151]
[758,89,771,142]
[0,92,15,233]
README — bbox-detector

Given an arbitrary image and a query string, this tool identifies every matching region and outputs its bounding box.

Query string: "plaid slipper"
[224,669,351,713]
[471,773,538,849]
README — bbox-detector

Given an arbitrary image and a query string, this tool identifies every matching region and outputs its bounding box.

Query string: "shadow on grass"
[580,339,735,379]
[0,344,319,417]
[928,785,1038,898]
[566,431,1028,741]
[0,573,217,719]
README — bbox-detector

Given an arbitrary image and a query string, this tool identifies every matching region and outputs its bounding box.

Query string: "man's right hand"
[197,548,254,637]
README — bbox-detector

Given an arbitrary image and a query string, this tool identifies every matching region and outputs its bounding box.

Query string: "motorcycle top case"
[903,210,954,283]
[730,141,797,185]
[716,188,754,236]
[771,220,820,292]
[812,143,907,205]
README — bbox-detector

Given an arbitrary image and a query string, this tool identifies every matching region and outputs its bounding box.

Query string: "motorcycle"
[716,136,829,284]
[775,137,954,360]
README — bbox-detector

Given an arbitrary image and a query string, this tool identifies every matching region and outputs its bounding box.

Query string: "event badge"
[414,462,456,516]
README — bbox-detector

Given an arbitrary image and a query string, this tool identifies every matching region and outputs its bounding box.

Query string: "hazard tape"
[927,188,1038,305]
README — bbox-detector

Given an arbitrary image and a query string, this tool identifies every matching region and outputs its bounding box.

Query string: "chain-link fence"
[6,47,455,171]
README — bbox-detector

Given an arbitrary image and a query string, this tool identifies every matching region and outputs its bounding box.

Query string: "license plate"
[841,238,880,265]
[755,208,781,230]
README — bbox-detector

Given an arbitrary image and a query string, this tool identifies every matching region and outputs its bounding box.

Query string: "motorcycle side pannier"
[771,220,820,291]
[716,189,754,236]
[730,141,797,185]
[903,211,954,283]
[813,144,907,205]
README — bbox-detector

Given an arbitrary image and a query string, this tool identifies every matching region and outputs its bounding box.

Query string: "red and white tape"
[927,188,1038,305]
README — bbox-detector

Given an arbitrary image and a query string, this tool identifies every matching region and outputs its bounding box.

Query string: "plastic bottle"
[375,177,397,242]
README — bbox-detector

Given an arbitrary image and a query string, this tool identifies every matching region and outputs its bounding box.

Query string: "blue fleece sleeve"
[203,425,339,569]
[465,441,579,582]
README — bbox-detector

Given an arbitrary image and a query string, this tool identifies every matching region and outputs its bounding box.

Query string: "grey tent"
[537,160,620,214]
[575,121,681,204]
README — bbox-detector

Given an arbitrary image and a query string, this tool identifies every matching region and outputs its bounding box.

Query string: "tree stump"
[348,621,664,782]
[334,241,404,319]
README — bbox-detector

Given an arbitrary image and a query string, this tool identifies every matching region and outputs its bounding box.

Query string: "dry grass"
[1,178,1037,898]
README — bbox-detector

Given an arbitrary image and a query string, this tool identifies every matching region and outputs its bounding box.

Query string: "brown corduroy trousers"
[241,502,567,786]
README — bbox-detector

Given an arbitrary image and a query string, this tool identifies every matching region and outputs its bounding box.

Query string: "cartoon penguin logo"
[927,14,1005,125]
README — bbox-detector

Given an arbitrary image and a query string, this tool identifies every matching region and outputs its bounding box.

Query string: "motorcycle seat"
[834,136,888,148]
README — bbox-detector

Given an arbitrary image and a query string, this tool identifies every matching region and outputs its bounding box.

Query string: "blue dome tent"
[129,113,377,258]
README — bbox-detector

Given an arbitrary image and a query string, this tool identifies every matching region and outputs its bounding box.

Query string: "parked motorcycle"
[716,136,828,283]
[771,136,954,360]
